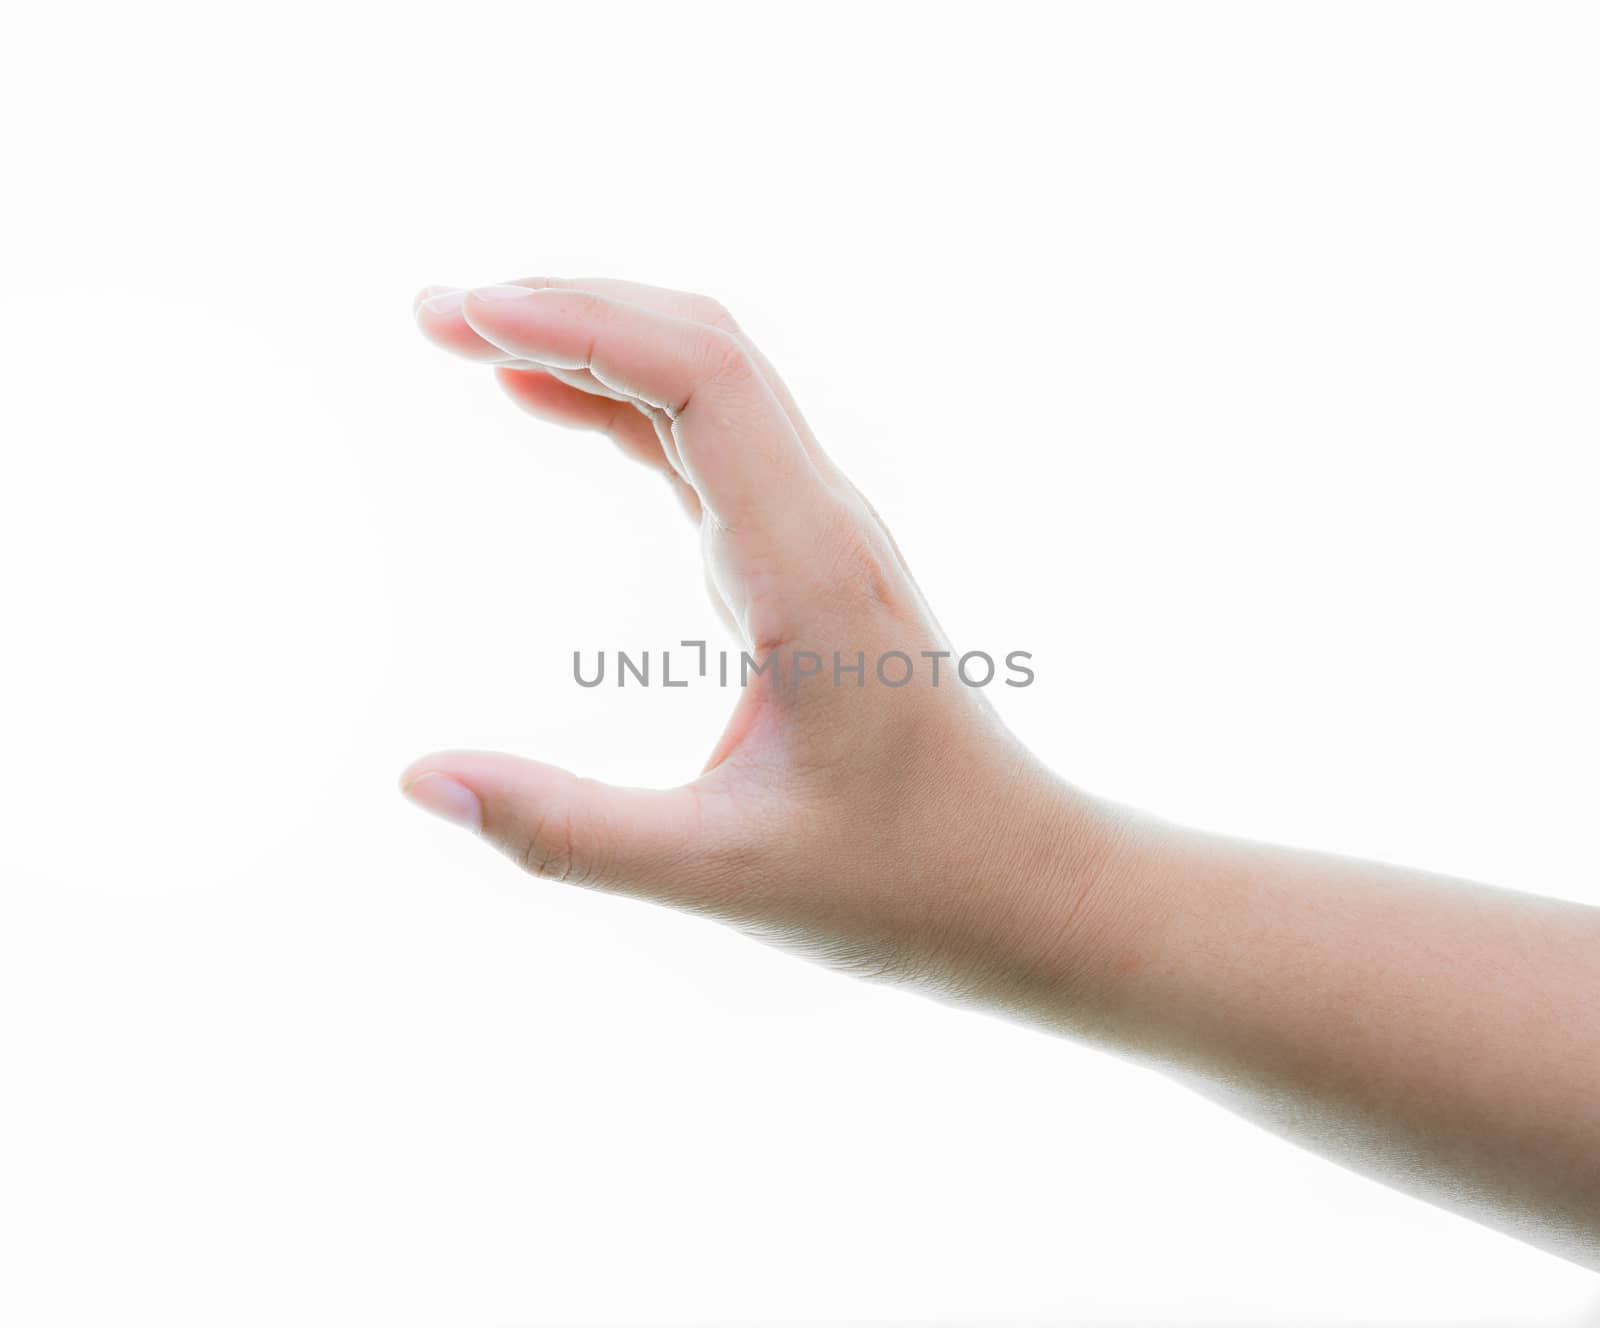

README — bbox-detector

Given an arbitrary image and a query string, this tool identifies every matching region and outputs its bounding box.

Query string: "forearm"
[1009,790,1600,1268]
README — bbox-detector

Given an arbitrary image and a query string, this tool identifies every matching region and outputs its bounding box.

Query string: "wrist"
[953,761,1156,1029]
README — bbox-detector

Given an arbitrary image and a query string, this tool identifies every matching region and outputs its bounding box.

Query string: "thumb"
[399,750,718,899]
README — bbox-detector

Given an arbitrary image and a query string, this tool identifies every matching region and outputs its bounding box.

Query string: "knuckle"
[691,295,740,333]
[517,802,586,887]
[700,327,755,388]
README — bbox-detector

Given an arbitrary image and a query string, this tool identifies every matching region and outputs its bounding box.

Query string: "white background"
[3,2,1598,1324]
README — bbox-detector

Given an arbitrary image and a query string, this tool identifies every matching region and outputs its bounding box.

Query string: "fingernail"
[465,284,537,304]
[402,772,482,831]
[417,289,466,317]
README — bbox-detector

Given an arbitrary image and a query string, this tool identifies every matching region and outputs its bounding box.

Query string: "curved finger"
[493,366,685,480]
[501,275,836,480]
[462,286,833,539]
[419,289,684,475]
[420,278,837,484]
[416,289,623,398]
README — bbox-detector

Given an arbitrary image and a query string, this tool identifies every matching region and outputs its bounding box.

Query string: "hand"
[403,277,1600,1269]
[403,277,1122,1000]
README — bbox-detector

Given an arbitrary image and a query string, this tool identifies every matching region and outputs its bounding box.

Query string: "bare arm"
[1011,803,1600,1268]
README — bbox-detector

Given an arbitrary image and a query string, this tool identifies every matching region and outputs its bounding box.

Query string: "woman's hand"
[403,277,1125,1003]
[403,275,1600,1271]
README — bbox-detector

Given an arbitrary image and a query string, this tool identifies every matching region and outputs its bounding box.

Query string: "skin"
[402,276,1600,1270]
